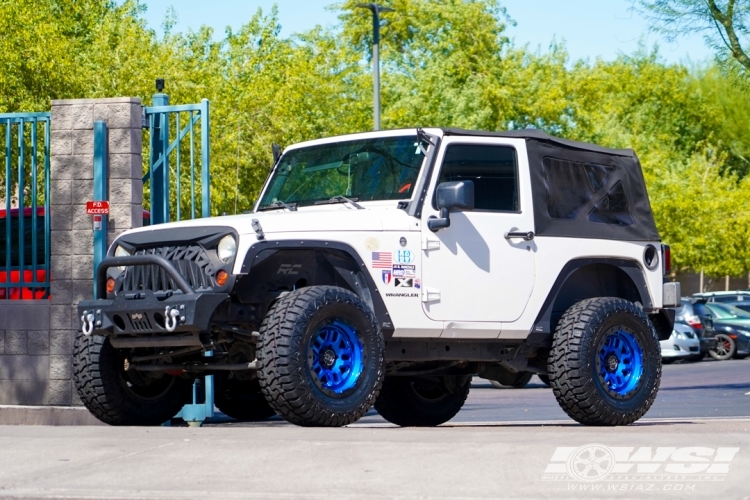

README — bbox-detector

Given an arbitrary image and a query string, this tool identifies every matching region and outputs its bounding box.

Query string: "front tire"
[375,376,470,426]
[73,333,192,426]
[548,297,661,426]
[709,334,735,360]
[257,286,385,427]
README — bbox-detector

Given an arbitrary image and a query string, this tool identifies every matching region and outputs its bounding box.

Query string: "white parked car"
[660,323,700,363]
[75,128,680,428]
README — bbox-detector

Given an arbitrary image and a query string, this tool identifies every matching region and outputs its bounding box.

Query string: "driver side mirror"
[428,180,475,232]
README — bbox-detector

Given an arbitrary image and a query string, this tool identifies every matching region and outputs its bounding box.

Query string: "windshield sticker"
[382,270,392,285]
[395,249,414,264]
[372,252,392,268]
[393,264,416,277]
[395,278,413,288]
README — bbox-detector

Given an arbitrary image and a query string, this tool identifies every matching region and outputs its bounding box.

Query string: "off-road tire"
[375,376,471,426]
[489,371,533,389]
[708,334,735,360]
[548,297,661,426]
[73,332,192,426]
[215,378,276,421]
[257,286,385,427]
[538,374,551,387]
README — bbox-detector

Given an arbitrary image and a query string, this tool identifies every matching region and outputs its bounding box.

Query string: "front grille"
[119,245,216,294]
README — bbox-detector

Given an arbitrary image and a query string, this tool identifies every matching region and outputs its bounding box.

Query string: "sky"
[139,0,714,65]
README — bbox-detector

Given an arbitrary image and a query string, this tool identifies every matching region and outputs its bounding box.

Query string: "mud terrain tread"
[548,297,661,426]
[73,332,191,426]
[257,286,384,427]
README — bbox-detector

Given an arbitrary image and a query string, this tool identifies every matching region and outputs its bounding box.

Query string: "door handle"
[504,231,535,241]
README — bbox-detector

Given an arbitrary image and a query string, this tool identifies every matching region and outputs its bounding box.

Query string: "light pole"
[356,3,394,131]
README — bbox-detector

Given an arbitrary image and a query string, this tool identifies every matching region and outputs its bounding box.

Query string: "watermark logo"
[543,444,740,484]
[566,444,616,482]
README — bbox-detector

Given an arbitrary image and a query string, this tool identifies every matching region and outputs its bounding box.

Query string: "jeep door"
[420,137,535,323]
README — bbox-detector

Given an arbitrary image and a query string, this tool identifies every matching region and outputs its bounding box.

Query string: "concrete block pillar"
[49,97,144,405]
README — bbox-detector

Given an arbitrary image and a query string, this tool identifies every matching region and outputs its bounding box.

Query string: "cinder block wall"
[0,98,143,406]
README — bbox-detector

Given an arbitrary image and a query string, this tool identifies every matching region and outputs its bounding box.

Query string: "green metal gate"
[0,112,51,300]
[143,84,210,225]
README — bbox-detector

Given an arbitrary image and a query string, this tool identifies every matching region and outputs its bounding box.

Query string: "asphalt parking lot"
[1,359,748,500]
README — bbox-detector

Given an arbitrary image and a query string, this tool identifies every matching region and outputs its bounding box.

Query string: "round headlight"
[114,245,132,271]
[217,235,237,263]
[114,245,132,258]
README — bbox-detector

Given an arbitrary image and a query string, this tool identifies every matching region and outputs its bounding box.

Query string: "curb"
[0,405,105,426]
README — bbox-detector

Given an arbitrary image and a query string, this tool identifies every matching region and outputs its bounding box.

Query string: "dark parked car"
[674,298,717,360]
[702,303,750,361]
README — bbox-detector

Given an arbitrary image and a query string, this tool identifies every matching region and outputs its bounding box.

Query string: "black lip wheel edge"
[375,376,471,427]
[257,286,385,427]
[73,332,192,426]
[709,334,736,361]
[548,297,661,426]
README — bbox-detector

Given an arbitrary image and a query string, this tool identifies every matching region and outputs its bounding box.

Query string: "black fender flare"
[240,239,394,339]
[531,258,654,336]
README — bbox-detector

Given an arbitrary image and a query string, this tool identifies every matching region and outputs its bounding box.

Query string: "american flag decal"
[371,252,392,268]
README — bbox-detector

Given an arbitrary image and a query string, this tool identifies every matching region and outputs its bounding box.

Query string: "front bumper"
[79,291,228,338]
[78,254,229,346]
[660,337,700,359]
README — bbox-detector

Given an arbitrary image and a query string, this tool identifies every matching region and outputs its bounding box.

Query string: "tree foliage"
[0,0,748,276]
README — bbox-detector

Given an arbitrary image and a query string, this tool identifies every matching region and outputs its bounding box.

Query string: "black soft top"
[441,128,660,242]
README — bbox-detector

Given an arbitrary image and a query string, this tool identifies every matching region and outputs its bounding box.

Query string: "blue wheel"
[549,298,661,426]
[596,329,644,398]
[309,320,365,396]
[258,286,385,427]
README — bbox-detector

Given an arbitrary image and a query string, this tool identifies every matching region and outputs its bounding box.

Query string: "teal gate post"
[143,81,213,426]
[92,121,108,299]
[1,112,51,300]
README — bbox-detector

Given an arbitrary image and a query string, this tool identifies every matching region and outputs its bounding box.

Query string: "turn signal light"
[106,278,116,294]
[216,270,228,286]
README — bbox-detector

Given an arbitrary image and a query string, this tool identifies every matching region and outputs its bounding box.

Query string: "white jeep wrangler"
[76,128,680,427]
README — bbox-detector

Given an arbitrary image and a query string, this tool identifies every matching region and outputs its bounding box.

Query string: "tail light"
[686,316,702,330]
[661,244,671,275]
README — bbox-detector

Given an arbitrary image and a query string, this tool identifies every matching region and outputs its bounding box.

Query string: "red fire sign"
[86,201,110,215]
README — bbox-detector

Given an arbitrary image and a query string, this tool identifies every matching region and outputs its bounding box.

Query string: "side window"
[437,144,519,211]
[541,157,615,220]
[713,295,737,303]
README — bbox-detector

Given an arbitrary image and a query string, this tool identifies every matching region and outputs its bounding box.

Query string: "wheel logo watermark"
[566,444,616,482]
[542,444,740,491]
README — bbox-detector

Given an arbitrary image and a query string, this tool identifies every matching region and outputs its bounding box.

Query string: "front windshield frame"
[255,133,427,210]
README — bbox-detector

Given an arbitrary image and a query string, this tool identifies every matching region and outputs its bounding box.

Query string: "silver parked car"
[660,323,701,363]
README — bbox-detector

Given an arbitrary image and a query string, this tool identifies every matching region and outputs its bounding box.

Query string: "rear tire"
[215,378,276,421]
[375,376,470,426]
[73,332,192,426]
[257,286,385,427]
[709,334,735,360]
[548,297,661,426]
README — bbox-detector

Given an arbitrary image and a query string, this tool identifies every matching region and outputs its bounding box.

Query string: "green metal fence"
[0,112,51,300]
[143,94,210,225]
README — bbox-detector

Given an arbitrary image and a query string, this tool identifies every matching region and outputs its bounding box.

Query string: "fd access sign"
[86,201,110,215]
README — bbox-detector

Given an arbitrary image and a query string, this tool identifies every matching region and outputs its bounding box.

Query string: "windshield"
[258,134,424,209]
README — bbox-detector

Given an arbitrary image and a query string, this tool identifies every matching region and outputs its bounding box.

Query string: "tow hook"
[165,306,181,332]
[81,311,96,336]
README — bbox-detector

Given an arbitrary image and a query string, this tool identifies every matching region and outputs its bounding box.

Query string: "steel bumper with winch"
[77,254,228,346]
